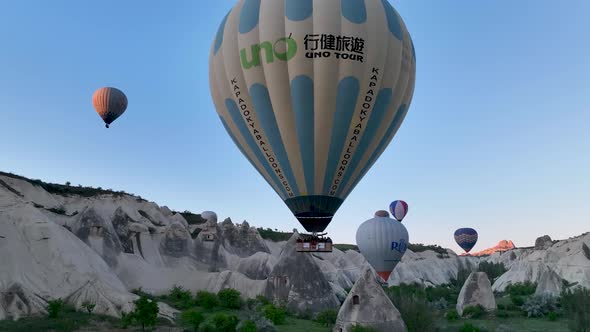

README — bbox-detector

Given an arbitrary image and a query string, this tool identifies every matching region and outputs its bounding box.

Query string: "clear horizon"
[1,0,589,252]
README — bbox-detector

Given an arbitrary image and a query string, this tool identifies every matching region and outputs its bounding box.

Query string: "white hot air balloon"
[209,0,416,245]
[356,210,409,282]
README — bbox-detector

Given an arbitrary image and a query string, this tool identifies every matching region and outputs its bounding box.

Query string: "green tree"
[385,284,434,332]
[212,313,239,332]
[561,286,590,332]
[168,285,194,309]
[263,304,286,325]
[218,288,243,309]
[133,295,159,331]
[180,309,205,332]
[196,290,219,310]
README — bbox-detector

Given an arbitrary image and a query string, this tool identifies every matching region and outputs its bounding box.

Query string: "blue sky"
[1,1,589,252]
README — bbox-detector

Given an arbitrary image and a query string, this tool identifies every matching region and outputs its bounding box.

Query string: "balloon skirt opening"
[284,195,344,233]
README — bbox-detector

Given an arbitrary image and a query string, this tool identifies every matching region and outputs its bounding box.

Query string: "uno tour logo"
[240,36,297,69]
[391,238,408,254]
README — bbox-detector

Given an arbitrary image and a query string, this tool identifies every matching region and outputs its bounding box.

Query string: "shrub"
[316,308,338,327]
[47,298,65,318]
[462,305,486,319]
[510,294,525,307]
[561,286,590,332]
[505,281,536,296]
[81,300,96,314]
[196,290,219,310]
[120,311,135,328]
[238,320,258,332]
[459,323,481,332]
[256,295,271,306]
[505,303,521,312]
[521,294,557,317]
[263,304,286,325]
[431,297,448,310]
[496,304,506,310]
[212,313,239,332]
[168,285,194,309]
[496,310,510,318]
[200,323,218,332]
[426,285,456,304]
[548,311,558,321]
[218,288,243,309]
[180,309,205,332]
[445,308,459,321]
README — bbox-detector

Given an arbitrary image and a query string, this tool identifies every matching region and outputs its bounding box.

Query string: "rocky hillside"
[0,172,364,320]
[1,171,589,321]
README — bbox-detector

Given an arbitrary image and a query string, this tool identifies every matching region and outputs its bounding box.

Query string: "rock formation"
[456,272,496,316]
[535,235,553,250]
[470,240,516,257]
[334,268,406,332]
[264,231,340,315]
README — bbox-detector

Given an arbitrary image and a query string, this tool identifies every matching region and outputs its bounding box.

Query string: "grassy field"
[436,316,570,332]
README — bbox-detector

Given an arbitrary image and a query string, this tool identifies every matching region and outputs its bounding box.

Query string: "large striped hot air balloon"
[389,199,408,222]
[454,228,478,254]
[356,211,409,282]
[209,0,416,234]
[92,87,128,128]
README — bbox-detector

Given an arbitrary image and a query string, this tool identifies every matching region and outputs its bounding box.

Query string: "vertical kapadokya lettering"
[330,67,381,195]
[230,78,294,197]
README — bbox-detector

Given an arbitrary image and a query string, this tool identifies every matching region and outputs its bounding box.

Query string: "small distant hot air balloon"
[92,87,128,128]
[454,228,478,254]
[356,211,409,282]
[389,200,408,222]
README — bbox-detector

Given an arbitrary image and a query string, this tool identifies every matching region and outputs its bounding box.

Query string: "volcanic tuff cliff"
[1,171,589,320]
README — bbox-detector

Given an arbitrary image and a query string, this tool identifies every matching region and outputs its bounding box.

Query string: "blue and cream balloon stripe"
[454,228,479,253]
[209,0,416,225]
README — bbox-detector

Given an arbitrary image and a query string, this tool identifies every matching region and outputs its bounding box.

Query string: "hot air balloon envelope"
[454,228,478,253]
[389,200,408,221]
[374,210,390,218]
[209,0,416,233]
[356,214,409,282]
[92,87,128,128]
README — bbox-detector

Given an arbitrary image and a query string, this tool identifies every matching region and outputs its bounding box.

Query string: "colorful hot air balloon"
[454,228,478,254]
[356,211,409,282]
[389,200,408,222]
[209,0,416,234]
[92,87,128,128]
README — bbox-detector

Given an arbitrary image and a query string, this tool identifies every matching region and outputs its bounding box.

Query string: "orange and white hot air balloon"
[92,87,128,128]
